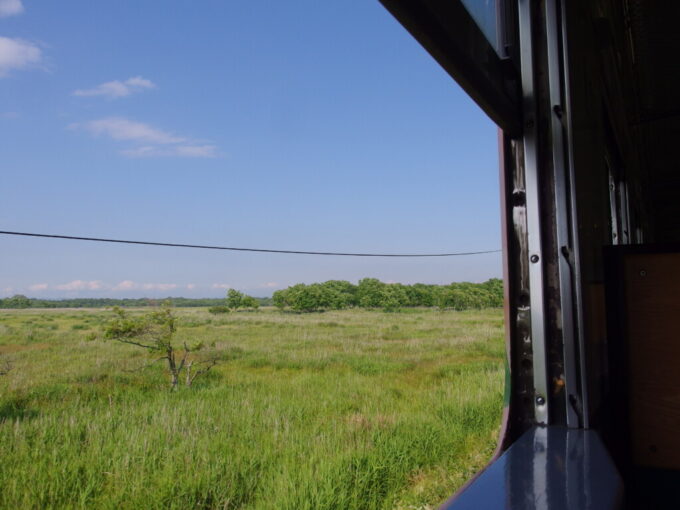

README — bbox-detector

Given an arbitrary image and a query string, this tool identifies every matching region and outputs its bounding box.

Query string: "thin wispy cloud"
[173,145,218,158]
[82,117,185,144]
[55,280,104,291]
[73,76,156,99]
[121,144,217,158]
[22,280,186,294]
[0,36,42,77]
[112,280,178,292]
[211,283,231,289]
[0,0,23,18]
[74,117,219,158]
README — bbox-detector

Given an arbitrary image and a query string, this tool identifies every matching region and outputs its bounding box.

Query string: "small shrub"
[208,305,230,315]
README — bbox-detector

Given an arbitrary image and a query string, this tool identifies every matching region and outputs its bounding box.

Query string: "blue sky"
[0,0,500,298]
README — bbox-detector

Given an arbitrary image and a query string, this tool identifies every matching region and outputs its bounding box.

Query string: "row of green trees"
[208,289,260,313]
[272,278,503,312]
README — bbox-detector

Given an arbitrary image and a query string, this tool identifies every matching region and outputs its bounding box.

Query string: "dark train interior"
[379,1,680,508]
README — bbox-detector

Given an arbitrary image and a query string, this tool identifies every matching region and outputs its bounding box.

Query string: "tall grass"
[0,308,505,509]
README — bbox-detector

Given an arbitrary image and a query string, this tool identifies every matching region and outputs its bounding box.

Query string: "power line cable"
[0,230,501,258]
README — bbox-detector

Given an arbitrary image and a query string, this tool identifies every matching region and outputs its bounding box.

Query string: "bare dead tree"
[185,358,219,387]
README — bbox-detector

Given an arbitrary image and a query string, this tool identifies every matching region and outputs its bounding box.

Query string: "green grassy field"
[0,307,505,510]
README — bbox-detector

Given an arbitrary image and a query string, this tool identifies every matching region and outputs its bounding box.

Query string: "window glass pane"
[460,0,500,55]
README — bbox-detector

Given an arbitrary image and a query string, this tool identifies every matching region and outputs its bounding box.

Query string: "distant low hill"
[0,296,273,309]
[1,278,503,312]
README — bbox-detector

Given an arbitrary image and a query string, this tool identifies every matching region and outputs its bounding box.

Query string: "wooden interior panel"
[624,253,680,469]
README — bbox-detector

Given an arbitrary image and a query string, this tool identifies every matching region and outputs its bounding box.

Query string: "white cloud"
[75,116,219,159]
[259,282,279,289]
[121,144,217,158]
[0,0,23,18]
[141,283,177,291]
[73,76,156,99]
[0,36,42,77]
[174,145,218,158]
[18,279,186,294]
[117,146,157,157]
[125,76,153,88]
[112,280,137,291]
[117,145,158,157]
[82,117,185,145]
[55,280,104,291]
[112,280,179,292]
[212,283,231,289]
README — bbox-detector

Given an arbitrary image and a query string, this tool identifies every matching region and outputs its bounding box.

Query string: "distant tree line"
[0,279,503,312]
[0,295,273,309]
[272,278,503,312]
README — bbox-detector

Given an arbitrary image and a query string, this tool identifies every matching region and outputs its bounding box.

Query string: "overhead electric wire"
[0,230,501,258]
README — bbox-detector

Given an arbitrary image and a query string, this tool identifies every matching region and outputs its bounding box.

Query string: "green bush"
[226,289,260,311]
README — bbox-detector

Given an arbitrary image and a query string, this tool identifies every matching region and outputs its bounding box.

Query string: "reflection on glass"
[460,0,500,55]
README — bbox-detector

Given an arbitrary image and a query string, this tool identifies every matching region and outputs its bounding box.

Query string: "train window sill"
[440,426,623,510]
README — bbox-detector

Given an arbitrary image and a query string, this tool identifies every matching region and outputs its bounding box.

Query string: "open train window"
[0,2,507,508]
[6,0,680,507]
